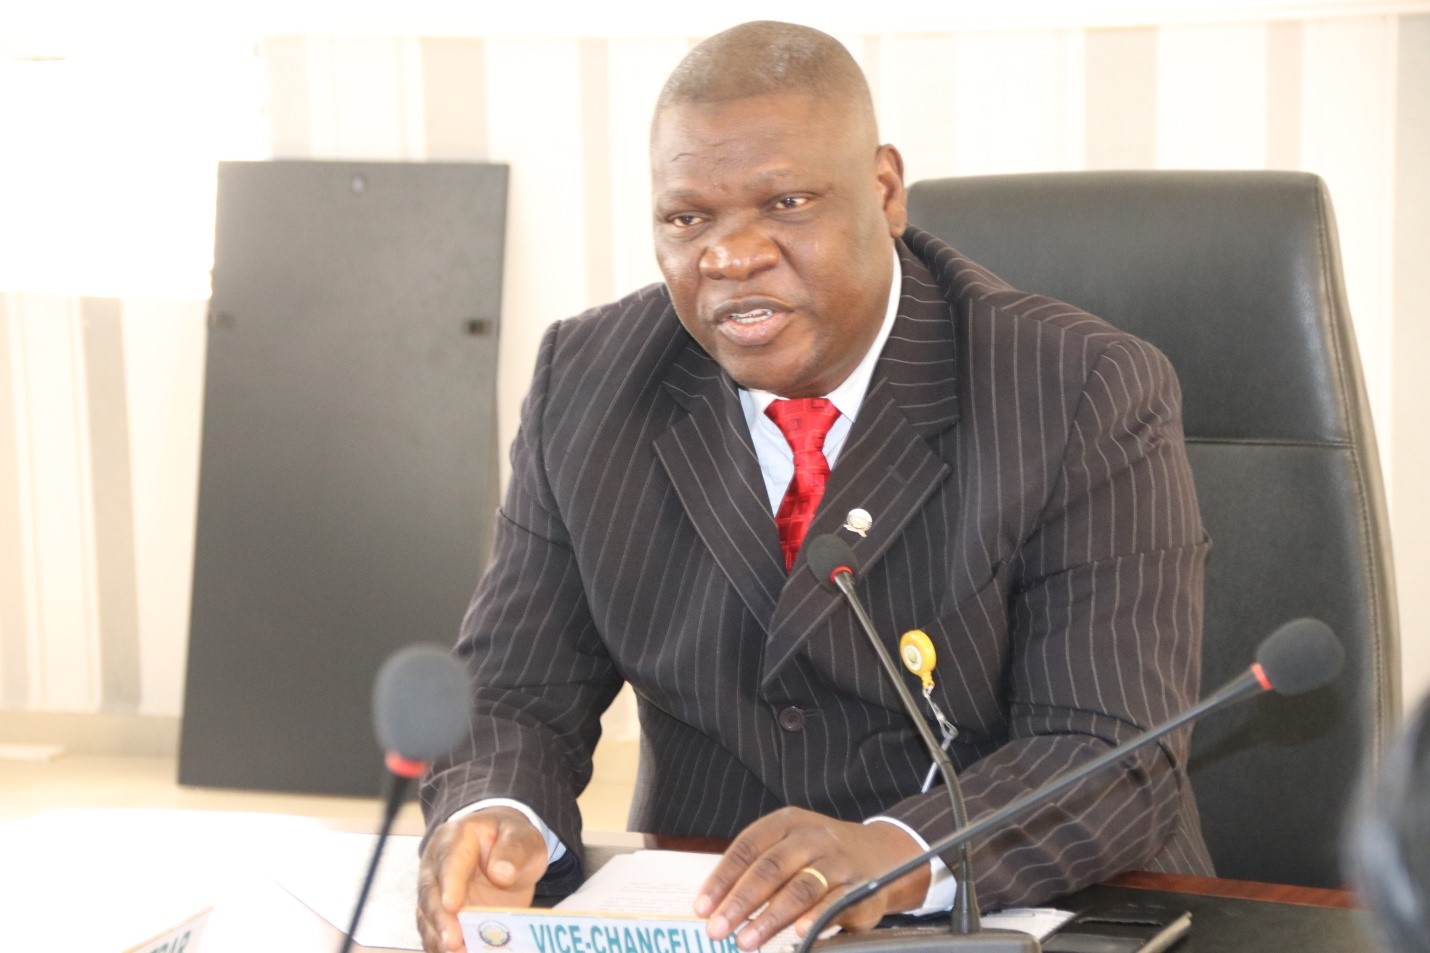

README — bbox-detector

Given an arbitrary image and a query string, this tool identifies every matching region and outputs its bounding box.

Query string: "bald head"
[656,21,876,141]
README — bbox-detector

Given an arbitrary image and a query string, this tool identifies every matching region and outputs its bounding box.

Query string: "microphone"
[339,644,470,953]
[806,535,999,946]
[794,617,1344,953]
[372,643,471,776]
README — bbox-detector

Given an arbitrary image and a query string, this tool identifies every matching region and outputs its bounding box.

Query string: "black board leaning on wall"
[179,160,507,796]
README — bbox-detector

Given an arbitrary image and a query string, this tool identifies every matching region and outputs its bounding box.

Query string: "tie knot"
[765,398,841,453]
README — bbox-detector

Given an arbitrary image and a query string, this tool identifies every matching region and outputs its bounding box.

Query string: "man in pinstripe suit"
[417,20,1213,953]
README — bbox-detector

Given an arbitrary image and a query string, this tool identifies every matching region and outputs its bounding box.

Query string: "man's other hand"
[694,807,932,951]
[417,807,549,953]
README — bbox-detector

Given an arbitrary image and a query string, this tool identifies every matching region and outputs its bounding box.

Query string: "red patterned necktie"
[766,397,843,572]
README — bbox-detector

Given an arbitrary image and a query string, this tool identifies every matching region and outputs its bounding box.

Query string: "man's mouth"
[728,308,774,325]
[716,304,788,347]
[708,295,793,348]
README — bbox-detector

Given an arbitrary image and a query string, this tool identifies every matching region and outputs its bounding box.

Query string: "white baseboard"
[0,712,179,756]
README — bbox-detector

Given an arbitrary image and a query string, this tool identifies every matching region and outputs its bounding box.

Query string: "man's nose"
[699,225,778,281]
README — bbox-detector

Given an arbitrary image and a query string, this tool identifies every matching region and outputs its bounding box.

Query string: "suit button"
[777,706,806,732]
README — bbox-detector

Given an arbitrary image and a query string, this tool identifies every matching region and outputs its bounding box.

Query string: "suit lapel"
[761,245,963,687]
[653,339,787,633]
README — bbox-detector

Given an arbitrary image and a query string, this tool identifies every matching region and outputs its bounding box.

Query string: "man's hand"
[694,807,932,951]
[417,807,549,953]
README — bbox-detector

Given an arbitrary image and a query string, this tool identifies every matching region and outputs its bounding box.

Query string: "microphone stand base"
[813,927,1039,953]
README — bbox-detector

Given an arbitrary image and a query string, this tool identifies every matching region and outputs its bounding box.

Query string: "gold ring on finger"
[799,866,830,892]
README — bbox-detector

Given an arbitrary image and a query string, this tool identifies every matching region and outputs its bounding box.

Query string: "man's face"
[650,92,907,398]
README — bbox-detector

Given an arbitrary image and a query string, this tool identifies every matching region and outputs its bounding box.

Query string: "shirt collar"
[742,247,902,423]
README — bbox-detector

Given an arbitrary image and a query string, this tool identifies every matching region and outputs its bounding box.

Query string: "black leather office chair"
[907,170,1399,888]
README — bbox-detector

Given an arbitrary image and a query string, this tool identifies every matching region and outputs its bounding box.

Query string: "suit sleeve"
[883,335,1209,909]
[418,320,624,894]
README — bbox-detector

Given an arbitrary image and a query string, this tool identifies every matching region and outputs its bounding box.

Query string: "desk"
[645,834,1374,953]
[2,810,1375,952]
[1060,880,1369,952]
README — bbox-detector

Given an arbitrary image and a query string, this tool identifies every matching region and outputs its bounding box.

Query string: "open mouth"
[728,308,774,325]
[717,306,788,347]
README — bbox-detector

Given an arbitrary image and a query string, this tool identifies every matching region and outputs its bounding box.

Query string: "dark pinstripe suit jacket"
[421,227,1215,909]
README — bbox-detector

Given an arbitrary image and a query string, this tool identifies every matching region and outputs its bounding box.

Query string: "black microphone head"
[805,534,857,590]
[372,644,470,761]
[1255,618,1344,695]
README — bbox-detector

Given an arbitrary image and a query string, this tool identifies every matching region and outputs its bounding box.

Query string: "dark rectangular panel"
[180,160,507,796]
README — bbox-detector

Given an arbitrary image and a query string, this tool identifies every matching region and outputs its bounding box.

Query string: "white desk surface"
[2,806,644,952]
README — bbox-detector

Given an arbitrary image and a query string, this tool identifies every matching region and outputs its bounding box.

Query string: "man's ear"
[876,144,908,238]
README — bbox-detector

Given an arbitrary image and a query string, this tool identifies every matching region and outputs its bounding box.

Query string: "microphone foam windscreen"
[372,644,470,761]
[805,534,858,590]
[1255,618,1344,695]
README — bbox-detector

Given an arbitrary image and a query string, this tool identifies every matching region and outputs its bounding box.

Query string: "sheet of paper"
[555,850,1074,946]
[558,851,720,914]
[1,809,291,952]
[555,850,804,951]
[983,907,1076,938]
[272,836,1074,952]
[271,830,425,950]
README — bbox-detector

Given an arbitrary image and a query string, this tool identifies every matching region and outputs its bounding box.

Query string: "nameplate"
[121,907,210,953]
[460,910,756,953]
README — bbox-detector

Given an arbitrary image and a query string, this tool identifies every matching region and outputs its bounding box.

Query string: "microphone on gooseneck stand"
[796,617,1345,953]
[806,535,1033,952]
[338,644,470,953]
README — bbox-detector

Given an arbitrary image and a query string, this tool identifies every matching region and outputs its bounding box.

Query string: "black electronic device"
[1042,903,1191,953]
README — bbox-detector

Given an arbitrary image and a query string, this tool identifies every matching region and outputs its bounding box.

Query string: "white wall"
[1,4,1426,736]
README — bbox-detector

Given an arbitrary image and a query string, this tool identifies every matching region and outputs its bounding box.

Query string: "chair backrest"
[907,170,1399,888]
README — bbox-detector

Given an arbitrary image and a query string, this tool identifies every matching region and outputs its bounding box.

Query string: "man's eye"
[774,196,808,210]
[669,213,703,228]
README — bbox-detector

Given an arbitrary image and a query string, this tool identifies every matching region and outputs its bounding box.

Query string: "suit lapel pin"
[843,508,873,537]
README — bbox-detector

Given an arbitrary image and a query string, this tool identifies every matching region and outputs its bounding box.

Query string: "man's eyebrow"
[655,186,707,206]
[744,167,800,188]
[656,168,807,205]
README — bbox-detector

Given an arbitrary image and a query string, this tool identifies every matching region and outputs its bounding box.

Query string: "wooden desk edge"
[1105,870,1358,909]
[636,833,1358,911]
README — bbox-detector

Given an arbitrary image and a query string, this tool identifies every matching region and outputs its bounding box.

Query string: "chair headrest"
[907,171,1353,444]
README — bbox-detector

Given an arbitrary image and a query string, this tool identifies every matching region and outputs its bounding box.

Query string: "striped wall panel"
[0,295,206,716]
[1391,15,1430,725]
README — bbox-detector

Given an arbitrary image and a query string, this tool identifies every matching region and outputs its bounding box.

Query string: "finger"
[697,810,804,920]
[416,901,467,953]
[705,842,805,937]
[731,865,838,952]
[417,858,443,939]
[438,914,468,953]
[794,883,884,938]
[441,822,488,912]
[707,811,848,941]
[419,825,474,952]
[483,816,548,890]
